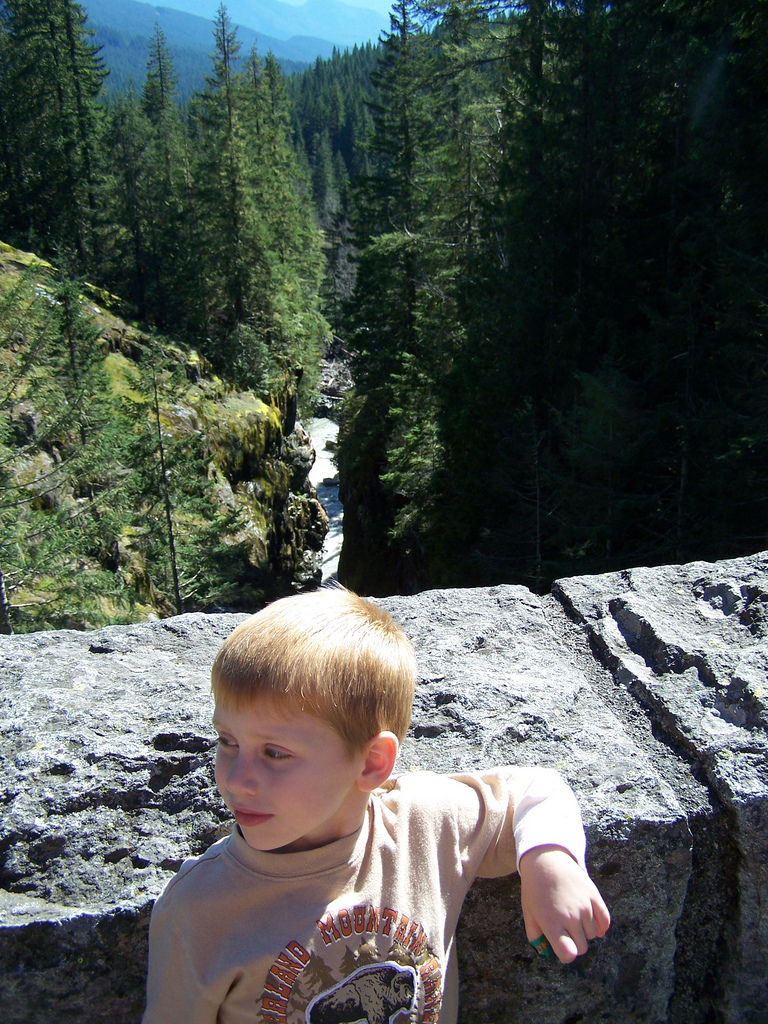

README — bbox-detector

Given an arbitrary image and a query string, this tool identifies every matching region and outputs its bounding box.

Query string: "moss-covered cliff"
[0,242,327,632]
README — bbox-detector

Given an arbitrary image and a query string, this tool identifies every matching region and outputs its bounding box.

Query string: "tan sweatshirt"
[143,767,586,1024]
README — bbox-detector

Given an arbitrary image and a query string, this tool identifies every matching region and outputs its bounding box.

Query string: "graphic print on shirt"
[259,903,443,1024]
[305,962,417,1024]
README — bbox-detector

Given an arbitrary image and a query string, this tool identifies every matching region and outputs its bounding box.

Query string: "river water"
[306,417,343,581]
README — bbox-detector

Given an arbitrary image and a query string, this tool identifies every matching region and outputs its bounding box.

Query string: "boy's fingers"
[594,897,611,937]
[526,911,606,963]
[581,907,602,942]
[578,898,611,945]
[525,915,581,963]
[549,930,580,962]
[523,911,542,944]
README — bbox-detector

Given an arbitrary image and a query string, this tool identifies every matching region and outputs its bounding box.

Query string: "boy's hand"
[518,844,610,963]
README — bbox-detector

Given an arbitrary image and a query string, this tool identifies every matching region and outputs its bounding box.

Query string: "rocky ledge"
[1,553,767,1023]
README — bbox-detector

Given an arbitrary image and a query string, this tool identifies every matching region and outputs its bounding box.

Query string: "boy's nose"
[224,755,259,797]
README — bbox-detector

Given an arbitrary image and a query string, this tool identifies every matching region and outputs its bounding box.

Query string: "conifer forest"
[0,0,766,630]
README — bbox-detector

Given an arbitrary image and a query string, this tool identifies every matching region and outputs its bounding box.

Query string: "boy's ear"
[357,732,399,792]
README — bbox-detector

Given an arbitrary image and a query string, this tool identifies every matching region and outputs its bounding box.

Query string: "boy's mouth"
[234,809,273,828]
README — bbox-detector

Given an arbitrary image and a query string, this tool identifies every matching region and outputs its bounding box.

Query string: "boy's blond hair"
[211,586,416,755]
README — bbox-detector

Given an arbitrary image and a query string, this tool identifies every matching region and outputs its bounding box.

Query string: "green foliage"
[0,0,106,263]
[0,264,285,632]
[116,341,247,615]
[4,0,765,607]
[0,271,132,630]
[1,2,329,414]
[335,0,768,594]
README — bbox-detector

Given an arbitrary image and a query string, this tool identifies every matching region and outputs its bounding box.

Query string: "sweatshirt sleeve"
[449,766,586,879]
[141,883,223,1024]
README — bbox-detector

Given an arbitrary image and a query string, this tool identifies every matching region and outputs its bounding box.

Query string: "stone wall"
[1,553,767,1023]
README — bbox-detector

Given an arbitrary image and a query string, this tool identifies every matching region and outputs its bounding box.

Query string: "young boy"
[143,586,609,1024]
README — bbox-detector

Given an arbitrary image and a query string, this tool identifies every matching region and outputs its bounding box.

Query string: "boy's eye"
[264,747,290,760]
[216,735,237,748]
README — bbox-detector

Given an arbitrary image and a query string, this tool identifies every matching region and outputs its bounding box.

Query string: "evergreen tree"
[191,3,257,342]
[0,0,106,265]
[339,1,449,593]
[117,340,249,615]
[186,12,327,404]
[0,271,130,631]
[102,90,152,315]
[140,25,192,329]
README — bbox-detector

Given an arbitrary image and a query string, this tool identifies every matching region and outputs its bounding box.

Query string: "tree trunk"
[0,567,13,634]
[151,355,183,614]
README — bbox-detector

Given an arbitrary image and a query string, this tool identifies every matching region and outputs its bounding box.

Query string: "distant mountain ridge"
[85,0,386,99]
[150,0,388,48]
[83,0,324,98]
[85,0,338,62]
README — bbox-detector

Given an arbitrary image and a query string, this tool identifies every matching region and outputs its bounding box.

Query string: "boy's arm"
[142,895,222,1024]
[459,766,610,963]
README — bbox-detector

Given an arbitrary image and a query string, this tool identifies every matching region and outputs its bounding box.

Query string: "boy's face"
[213,700,370,854]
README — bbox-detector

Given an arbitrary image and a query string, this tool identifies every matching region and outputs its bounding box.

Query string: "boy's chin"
[236,822,307,853]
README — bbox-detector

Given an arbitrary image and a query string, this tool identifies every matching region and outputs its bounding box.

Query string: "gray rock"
[0,615,236,1024]
[1,553,767,1023]
[554,556,768,1024]
[387,586,698,1024]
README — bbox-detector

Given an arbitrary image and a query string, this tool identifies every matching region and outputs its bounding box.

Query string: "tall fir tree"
[0,0,106,266]
[186,10,327,402]
[339,1,449,593]
[191,3,258,342]
[140,25,193,330]
[0,270,132,631]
